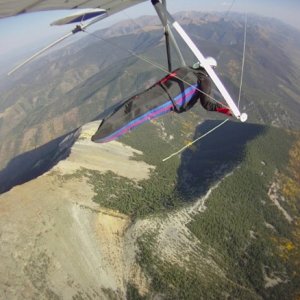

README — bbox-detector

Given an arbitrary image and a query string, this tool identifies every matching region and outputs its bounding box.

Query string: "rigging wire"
[238,13,248,109]
[162,12,249,162]
[121,6,246,113]
[84,8,248,162]
[162,118,229,162]
[223,0,237,19]
[83,29,229,108]
[83,29,233,162]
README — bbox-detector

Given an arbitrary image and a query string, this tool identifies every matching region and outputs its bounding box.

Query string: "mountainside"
[0,12,300,172]
[0,122,152,299]
[0,110,299,299]
[0,11,300,299]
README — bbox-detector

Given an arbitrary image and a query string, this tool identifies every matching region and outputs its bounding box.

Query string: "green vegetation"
[131,126,300,299]
[60,119,300,299]
[1,13,300,300]
[137,234,260,300]
[126,284,147,300]
[83,111,202,218]
[24,251,60,300]
[88,169,184,218]
[186,128,300,299]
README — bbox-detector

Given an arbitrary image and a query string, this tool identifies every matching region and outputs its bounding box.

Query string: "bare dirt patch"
[268,181,293,223]
[55,121,155,181]
[0,121,153,299]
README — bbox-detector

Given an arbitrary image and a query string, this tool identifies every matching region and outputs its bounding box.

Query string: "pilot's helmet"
[192,57,217,69]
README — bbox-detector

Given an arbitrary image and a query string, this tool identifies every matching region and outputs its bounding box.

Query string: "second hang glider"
[6,0,247,143]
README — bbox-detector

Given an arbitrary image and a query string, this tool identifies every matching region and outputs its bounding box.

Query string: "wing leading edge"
[0,0,147,19]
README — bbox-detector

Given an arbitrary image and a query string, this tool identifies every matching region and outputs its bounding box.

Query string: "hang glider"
[4,0,247,145]
[92,67,199,143]
[92,66,234,143]
[92,0,247,144]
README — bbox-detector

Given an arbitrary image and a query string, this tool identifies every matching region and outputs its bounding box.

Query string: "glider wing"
[0,0,147,19]
[50,8,107,25]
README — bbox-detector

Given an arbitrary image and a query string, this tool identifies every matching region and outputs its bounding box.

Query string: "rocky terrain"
[0,122,152,299]
[0,121,239,299]
[1,116,299,299]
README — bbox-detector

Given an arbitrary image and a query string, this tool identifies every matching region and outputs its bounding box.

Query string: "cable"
[223,0,237,19]
[238,13,247,109]
[84,19,241,163]
[84,29,229,108]
[162,118,229,162]
[83,30,232,162]
[162,13,249,162]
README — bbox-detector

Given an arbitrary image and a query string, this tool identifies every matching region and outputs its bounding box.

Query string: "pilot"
[175,57,232,116]
[92,57,232,143]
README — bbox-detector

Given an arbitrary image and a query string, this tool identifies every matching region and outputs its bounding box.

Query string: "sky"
[0,0,299,75]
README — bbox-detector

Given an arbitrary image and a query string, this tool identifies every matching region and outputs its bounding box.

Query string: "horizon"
[0,0,299,76]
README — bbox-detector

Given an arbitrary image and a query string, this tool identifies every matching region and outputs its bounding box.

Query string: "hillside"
[0,12,300,172]
[0,10,300,299]
[0,122,152,299]
[0,109,299,299]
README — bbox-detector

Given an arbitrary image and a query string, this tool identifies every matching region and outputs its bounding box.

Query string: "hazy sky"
[0,0,299,74]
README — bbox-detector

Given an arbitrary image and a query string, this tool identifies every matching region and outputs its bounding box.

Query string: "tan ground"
[268,181,293,223]
[0,122,152,299]
[0,121,233,299]
[128,172,228,275]
[55,121,155,181]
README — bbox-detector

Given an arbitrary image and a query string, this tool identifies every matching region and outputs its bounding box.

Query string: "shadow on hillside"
[0,104,115,195]
[0,129,80,194]
[176,120,265,201]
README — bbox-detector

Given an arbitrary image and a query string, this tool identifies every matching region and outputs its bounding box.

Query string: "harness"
[159,82,182,113]
[159,67,208,113]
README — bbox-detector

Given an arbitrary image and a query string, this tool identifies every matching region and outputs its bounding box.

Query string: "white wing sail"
[50,8,107,25]
[0,0,147,19]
